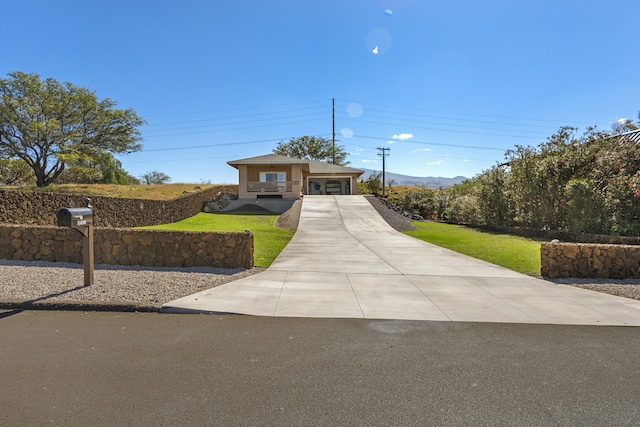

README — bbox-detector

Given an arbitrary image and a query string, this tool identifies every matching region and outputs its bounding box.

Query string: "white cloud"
[340,127,354,138]
[415,148,431,152]
[427,160,443,165]
[610,118,629,126]
[392,133,413,141]
[361,159,378,163]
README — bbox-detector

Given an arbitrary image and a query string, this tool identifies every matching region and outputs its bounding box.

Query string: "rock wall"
[461,223,640,245]
[541,241,640,279]
[0,225,253,269]
[0,185,238,227]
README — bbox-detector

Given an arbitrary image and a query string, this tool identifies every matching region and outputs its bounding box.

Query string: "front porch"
[246,180,294,196]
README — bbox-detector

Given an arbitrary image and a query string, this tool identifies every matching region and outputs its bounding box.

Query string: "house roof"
[308,161,364,175]
[227,154,364,176]
[227,154,310,167]
[616,129,640,143]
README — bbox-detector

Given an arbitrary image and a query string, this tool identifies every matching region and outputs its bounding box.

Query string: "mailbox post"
[57,198,94,286]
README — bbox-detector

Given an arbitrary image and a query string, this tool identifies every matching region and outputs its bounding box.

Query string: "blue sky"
[3,0,639,183]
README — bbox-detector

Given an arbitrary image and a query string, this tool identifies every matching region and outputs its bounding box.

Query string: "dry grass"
[1,183,217,200]
[358,183,424,198]
[384,185,426,199]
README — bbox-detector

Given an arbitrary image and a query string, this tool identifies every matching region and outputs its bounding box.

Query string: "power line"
[335,113,551,136]
[333,98,597,126]
[142,138,292,152]
[142,117,329,139]
[135,98,559,156]
[339,106,561,130]
[143,99,329,119]
[351,134,507,151]
[138,130,507,156]
[146,105,329,129]
[144,112,328,135]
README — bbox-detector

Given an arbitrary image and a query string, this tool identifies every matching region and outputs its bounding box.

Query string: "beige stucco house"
[227,154,365,199]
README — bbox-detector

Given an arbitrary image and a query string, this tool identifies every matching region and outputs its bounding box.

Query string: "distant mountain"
[360,169,467,189]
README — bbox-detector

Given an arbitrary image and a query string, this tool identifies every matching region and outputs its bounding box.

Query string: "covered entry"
[307,177,352,195]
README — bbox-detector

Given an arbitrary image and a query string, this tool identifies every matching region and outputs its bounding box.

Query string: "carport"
[307,176,353,195]
[305,162,364,196]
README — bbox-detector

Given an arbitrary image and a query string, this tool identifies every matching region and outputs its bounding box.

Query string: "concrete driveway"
[162,196,640,325]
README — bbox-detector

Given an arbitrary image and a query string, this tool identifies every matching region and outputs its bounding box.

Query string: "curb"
[0,300,160,313]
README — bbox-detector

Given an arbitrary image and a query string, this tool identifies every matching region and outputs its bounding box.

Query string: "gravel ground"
[0,260,265,310]
[548,278,640,301]
[365,195,417,232]
[1,196,639,310]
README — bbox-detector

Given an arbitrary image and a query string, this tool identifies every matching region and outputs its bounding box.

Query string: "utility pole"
[332,98,336,164]
[377,147,390,197]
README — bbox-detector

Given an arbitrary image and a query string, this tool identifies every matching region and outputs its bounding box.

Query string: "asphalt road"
[2,310,640,426]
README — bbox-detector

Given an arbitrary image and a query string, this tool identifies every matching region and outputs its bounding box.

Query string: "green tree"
[0,158,34,185]
[433,189,454,220]
[504,127,580,229]
[141,170,171,185]
[273,136,350,165]
[610,114,639,134]
[364,171,382,195]
[444,115,640,235]
[564,178,607,234]
[400,187,436,218]
[56,149,140,185]
[475,165,512,226]
[0,72,145,187]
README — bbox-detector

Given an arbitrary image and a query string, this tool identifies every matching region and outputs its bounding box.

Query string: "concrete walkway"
[162,196,640,325]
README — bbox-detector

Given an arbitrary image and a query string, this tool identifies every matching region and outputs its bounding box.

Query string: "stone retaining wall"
[0,224,253,269]
[0,185,239,228]
[460,223,640,245]
[541,241,640,279]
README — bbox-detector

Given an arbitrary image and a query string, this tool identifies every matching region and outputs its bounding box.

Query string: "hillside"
[360,169,467,189]
[0,183,218,200]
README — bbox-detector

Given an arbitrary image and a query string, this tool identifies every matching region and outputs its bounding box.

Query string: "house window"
[260,171,286,192]
[260,172,286,183]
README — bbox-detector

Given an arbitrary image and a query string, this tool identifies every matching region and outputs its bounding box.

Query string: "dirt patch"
[365,196,417,231]
[275,200,302,230]
[223,204,275,214]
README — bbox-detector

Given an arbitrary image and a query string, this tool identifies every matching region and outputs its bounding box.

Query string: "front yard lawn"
[145,212,295,268]
[403,222,542,276]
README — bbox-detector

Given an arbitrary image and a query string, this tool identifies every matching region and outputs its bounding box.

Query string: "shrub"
[400,188,436,218]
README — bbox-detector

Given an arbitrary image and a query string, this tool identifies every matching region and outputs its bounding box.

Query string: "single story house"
[227,154,365,199]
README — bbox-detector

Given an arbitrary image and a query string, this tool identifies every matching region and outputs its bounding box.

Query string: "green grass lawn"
[146,213,540,275]
[403,222,542,276]
[145,212,295,268]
